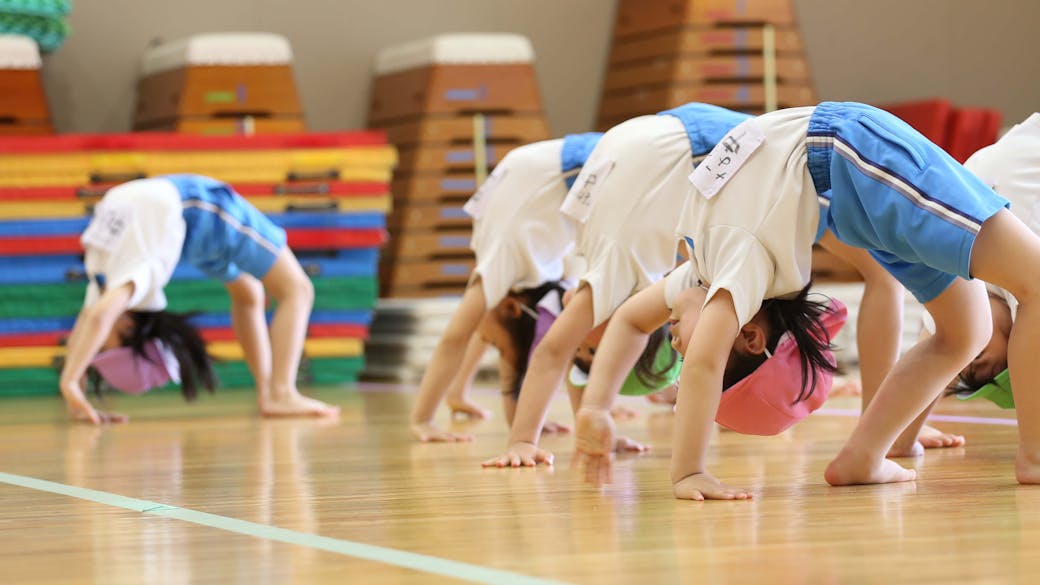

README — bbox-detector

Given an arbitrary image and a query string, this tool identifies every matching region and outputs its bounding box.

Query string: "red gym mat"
[0,227,386,255]
[0,180,389,201]
[0,323,369,348]
[0,131,389,154]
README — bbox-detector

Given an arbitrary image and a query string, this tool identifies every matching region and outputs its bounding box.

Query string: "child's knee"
[931,312,991,362]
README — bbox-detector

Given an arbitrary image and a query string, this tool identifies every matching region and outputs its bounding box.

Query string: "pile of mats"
[363,298,497,383]
[0,131,397,396]
[0,0,70,52]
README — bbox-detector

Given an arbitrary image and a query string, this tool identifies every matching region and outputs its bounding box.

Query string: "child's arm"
[574,280,672,483]
[671,289,752,500]
[444,333,492,420]
[481,287,596,467]
[410,283,488,442]
[59,282,135,424]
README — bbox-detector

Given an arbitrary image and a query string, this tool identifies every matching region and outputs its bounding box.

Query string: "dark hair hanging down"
[502,281,565,399]
[723,283,838,403]
[89,310,217,401]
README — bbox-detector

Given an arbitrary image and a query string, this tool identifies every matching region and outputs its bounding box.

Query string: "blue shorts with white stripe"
[807,102,1008,303]
[166,174,288,283]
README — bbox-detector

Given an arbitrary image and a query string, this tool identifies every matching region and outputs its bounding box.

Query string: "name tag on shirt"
[463,167,508,220]
[560,159,614,223]
[688,119,765,200]
[81,202,133,252]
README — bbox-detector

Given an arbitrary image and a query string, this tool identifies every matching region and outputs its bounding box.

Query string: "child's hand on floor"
[481,442,554,467]
[672,472,753,501]
[62,384,128,425]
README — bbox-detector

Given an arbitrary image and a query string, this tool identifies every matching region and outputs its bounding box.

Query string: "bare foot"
[610,404,639,422]
[1016,450,1040,484]
[447,397,491,421]
[647,383,679,405]
[261,394,340,418]
[541,420,572,435]
[613,435,649,454]
[410,422,472,443]
[825,449,917,486]
[916,425,966,449]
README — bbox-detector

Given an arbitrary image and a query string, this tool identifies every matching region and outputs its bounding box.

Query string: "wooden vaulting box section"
[367,33,550,297]
[0,34,53,136]
[598,0,817,128]
[133,33,306,135]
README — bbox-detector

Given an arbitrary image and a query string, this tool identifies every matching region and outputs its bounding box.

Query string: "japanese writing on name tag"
[81,202,133,252]
[463,167,508,220]
[560,159,615,223]
[688,119,766,200]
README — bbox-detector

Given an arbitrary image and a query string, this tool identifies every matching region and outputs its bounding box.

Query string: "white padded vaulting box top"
[374,33,534,75]
[0,34,41,69]
[140,32,294,76]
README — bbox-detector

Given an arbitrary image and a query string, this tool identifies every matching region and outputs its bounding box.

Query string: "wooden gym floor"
[0,380,1036,584]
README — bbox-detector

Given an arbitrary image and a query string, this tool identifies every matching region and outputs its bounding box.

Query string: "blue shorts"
[166,174,287,282]
[807,102,1009,303]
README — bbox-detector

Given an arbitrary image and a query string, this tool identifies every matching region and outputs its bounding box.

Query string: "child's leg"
[410,281,488,441]
[444,332,492,420]
[254,248,337,417]
[966,209,1040,483]
[825,277,990,486]
[224,273,272,406]
[482,286,595,467]
[819,232,961,453]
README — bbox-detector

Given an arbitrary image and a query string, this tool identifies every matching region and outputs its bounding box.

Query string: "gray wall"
[41,0,1040,135]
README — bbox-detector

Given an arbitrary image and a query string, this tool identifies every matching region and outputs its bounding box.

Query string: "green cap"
[569,340,681,396]
[956,368,1014,409]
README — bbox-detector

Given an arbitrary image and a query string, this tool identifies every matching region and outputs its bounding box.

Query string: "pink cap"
[715,298,847,436]
[90,339,181,394]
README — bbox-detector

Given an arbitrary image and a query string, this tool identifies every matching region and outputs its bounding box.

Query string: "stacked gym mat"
[0,131,396,396]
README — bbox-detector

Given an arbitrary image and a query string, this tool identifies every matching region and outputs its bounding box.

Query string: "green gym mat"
[0,276,377,319]
[0,356,365,397]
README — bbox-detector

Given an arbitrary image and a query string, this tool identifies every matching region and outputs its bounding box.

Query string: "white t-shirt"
[563,114,692,325]
[466,139,576,309]
[82,178,186,311]
[676,108,821,327]
[962,112,1040,323]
